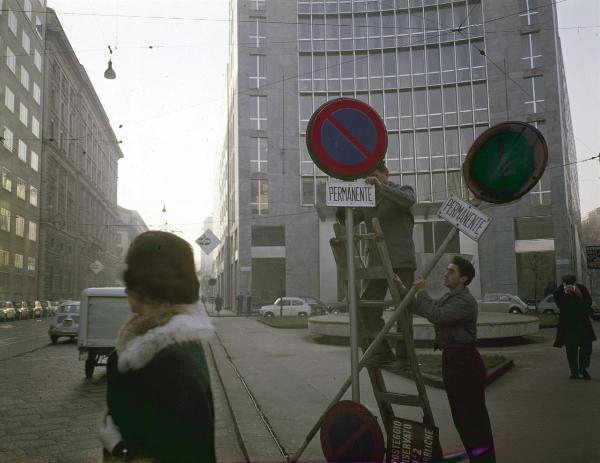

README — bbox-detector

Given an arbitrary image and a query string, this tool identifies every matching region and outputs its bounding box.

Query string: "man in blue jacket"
[395,256,495,463]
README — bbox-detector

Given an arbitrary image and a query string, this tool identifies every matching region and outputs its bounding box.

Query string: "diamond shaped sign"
[89,260,104,274]
[196,229,220,255]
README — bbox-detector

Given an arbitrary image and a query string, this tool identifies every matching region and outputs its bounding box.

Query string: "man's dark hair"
[123,231,199,304]
[374,162,389,174]
[561,274,577,285]
[452,255,475,286]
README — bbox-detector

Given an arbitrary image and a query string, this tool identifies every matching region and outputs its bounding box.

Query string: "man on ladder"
[337,161,417,367]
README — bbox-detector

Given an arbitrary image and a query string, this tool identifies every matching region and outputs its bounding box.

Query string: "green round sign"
[463,122,548,204]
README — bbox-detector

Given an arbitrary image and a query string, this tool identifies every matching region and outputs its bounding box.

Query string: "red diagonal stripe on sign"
[326,115,373,160]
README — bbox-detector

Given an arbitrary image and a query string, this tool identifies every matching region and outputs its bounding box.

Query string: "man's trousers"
[565,340,592,375]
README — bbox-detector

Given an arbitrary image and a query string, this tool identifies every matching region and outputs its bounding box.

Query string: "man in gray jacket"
[395,256,495,463]
[337,162,416,365]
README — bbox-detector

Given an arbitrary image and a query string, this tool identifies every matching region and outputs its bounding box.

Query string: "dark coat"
[553,284,597,347]
[337,181,416,269]
[102,311,216,462]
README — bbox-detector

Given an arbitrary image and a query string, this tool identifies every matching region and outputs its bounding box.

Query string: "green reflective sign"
[463,122,548,204]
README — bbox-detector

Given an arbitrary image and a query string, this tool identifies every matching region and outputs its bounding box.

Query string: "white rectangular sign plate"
[325,181,376,207]
[438,195,492,241]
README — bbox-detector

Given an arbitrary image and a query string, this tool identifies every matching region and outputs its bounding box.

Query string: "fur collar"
[116,303,214,373]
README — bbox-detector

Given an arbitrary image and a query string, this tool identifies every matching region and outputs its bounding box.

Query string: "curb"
[392,359,515,389]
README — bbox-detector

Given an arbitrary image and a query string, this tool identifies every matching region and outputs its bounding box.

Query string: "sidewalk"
[207,317,600,463]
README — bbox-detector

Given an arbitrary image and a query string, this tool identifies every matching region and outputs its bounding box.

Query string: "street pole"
[346,207,360,403]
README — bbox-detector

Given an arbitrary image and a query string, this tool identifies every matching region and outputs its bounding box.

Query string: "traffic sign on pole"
[463,121,548,204]
[89,260,104,275]
[196,229,220,255]
[306,98,388,181]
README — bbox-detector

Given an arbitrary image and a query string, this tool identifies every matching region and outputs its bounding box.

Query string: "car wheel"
[543,309,555,315]
[508,307,522,314]
[265,312,274,317]
[50,336,58,345]
[85,359,95,379]
[298,312,307,317]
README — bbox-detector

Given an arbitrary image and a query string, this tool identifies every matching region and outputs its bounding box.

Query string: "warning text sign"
[438,195,492,241]
[386,417,438,463]
[325,181,376,207]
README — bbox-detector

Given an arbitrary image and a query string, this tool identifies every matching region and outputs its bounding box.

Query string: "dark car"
[12,301,30,320]
[298,296,330,315]
[328,298,348,314]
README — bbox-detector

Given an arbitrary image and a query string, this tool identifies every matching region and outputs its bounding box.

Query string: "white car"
[479,293,529,314]
[259,297,312,317]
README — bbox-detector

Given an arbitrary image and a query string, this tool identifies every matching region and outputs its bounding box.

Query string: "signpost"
[307,98,387,403]
[89,260,104,275]
[196,229,220,255]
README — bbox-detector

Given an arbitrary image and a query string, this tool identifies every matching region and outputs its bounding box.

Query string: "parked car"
[40,301,54,317]
[298,296,330,315]
[0,301,16,321]
[28,301,43,319]
[259,297,312,317]
[479,293,529,314]
[13,301,30,320]
[536,294,559,315]
[49,301,81,344]
[328,299,348,314]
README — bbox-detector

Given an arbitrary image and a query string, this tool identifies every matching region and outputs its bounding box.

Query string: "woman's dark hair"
[123,231,199,304]
[561,274,577,285]
[452,255,475,286]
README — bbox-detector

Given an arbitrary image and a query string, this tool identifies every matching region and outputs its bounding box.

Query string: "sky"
[46,0,600,264]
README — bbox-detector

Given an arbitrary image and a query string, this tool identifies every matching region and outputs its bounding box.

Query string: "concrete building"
[37,9,123,300]
[0,0,47,300]
[115,206,148,259]
[216,0,585,307]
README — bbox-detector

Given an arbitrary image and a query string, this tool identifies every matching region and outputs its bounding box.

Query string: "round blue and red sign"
[306,98,388,181]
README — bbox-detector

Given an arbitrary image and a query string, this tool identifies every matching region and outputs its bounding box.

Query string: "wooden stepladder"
[330,218,442,458]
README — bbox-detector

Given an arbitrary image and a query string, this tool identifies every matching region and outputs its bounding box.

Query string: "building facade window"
[4,86,15,112]
[251,137,268,173]
[251,179,268,215]
[24,0,33,20]
[3,127,14,152]
[14,254,23,269]
[34,49,42,71]
[524,76,544,113]
[249,95,267,130]
[30,150,39,171]
[31,116,39,138]
[530,172,551,206]
[18,140,27,162]
[519,0,539,27]
[521,32,542,69]
[19,102,28,127]
[28,221,36,241]
[22,31,31,55]
[21,67,30,90]
[8,9,17,35]
[250,17,266,47]
[1,168,12,192]
[29,186,38,206]
[0,250,9,266]
[15,216,25,237]
[27,257,35,272]
[16,178,26,200]
[33,82,41,104]
[0,208,10,232]
[250,54,266,88]
[6,46,16,73]
[249,0,265,10]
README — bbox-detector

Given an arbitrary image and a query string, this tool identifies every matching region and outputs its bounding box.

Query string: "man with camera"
[553,274,596,379]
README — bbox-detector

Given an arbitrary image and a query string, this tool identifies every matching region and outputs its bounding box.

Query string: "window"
[35,17,43,38]
[1,168,11,192]
[445,128,460,169]
[530,172,551,206]
[18,140,27,162]
[31,116,40,138]
[0,208,10,232]
[519,0,539,27]
[33,82,41,104]
[6,47,16,73]
[414,88,427,128]
[21,67,30,90]
[0,250,9,266]
[524,76,544,113]
[29,186,38,206]
[34,49,42,71]
[24,0,33,20]
[251,137,268,173]
[14,254,23,269]
[8,9,17,35]
[3,127,14,152]
[251,179,268,215]
[251,226,285,246]
[458,84,473,123]
[430,129,444,170]
[5,86,15,112]
[29,221,37,241]
[401,132,415,173]
[473,82,488,122]
[30,150,39,171]
[22,31,31,54]
[250,17,266,47]
[19,103,28,127]
[15,216,25,237]
[250,55,266,88]
[249,0,265,9]
[16,178,26,200]
[249,96,267,130]
[441,44,455,83]
[28,257,35,272]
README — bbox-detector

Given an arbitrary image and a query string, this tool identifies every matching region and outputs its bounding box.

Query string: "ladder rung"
[364,331,404,341]
[355,267,388,280]
[355,233,380,241]
[360,300,395,308]
[377,392,423,407]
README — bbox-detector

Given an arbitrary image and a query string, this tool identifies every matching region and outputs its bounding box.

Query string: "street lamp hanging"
[104,45,116,80]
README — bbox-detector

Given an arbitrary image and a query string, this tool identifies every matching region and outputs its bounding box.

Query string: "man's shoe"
[569,373,580,379]
[580,369,591,380]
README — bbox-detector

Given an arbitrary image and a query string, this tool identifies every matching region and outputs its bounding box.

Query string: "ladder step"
[377,392,423,407]
[360,300,395,308]
[364,331,404,341]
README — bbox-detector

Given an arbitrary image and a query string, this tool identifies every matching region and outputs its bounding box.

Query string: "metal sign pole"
[346,207,360,403]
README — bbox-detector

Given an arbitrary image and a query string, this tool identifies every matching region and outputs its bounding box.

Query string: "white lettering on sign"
[437,195,492,242]
[325,181,376,207]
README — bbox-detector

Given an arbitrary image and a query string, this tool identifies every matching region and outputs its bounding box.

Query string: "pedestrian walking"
[99,231,216,462]
[395,256,496,463]
[337,161,416,366]
[246,291,253,316]
[214,295,223,316]
[237,293,244,316]
[553,274,596,380]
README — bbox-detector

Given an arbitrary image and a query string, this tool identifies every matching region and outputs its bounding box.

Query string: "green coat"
[338,181,416,269]
[102,312,216,463]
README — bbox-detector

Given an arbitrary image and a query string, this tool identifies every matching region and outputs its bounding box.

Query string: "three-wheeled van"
[78,287,131,379]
